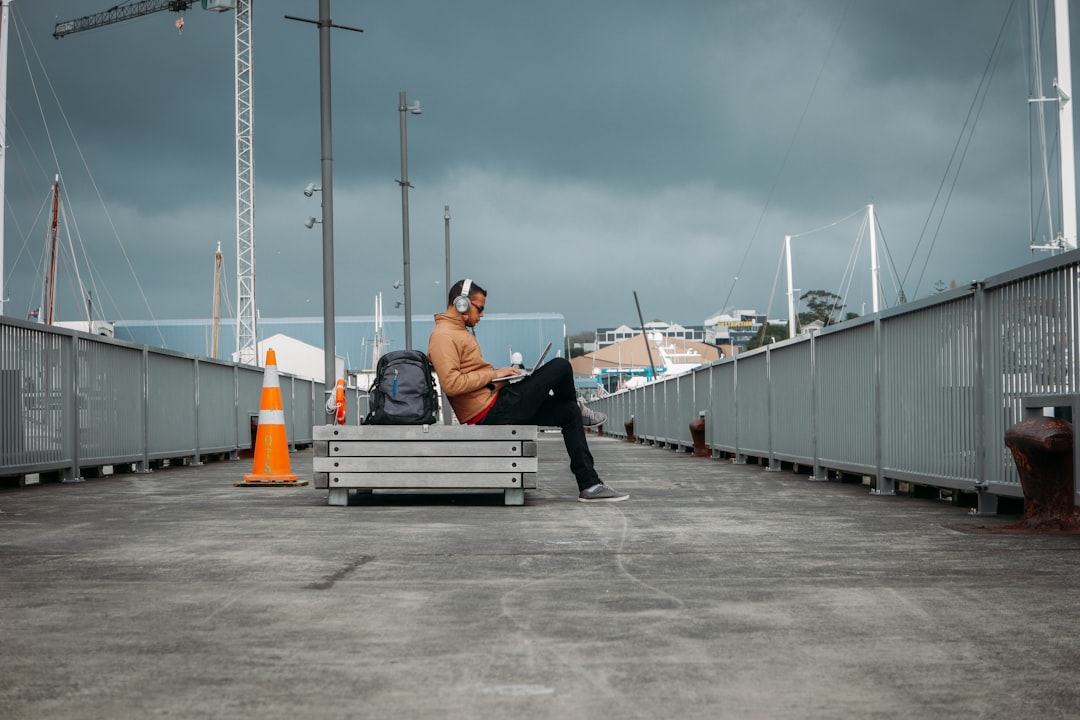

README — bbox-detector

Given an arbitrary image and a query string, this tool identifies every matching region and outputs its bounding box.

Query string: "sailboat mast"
[45,176,60,326]
[785,235,796,339]
[1055,0,1077,250]
[212,242,223,359]
[869,204,880,313]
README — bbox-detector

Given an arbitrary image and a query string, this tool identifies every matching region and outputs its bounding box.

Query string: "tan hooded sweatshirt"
[427,310,500,423]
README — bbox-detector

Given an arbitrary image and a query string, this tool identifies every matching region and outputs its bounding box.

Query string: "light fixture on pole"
[397,91,421,350]
[301,181,322,263]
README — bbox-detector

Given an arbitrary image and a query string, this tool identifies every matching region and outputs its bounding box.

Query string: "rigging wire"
[1029,0,1057,246]
[57,184,128,326]
[788,204,867,240]
[57,199,92,322]
[872,207,906,305]
[26,195,52,319]
[13,13,168,348]
[718,0,852,313]
[755,240,790,346]
[782,203,905,322]
[780,204,870,328]
[3,188,52,315]
[220,258,235,319]
[903,0,1018,298]
[833,214,866,319]
[1024,0,1062,249]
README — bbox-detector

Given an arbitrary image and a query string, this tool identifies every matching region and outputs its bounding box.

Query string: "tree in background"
[746,323,790,350]
[567,330,594,359]
[798,289,846,327]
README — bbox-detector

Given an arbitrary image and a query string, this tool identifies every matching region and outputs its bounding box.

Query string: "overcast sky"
[1,0,1073,339]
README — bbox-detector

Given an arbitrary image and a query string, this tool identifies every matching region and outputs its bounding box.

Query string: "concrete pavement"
[2,433,1079,719]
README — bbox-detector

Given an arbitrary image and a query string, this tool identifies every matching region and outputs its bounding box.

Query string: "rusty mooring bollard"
[624,417,635,444]
[689,411,709,457]
[1003,415,1079,531]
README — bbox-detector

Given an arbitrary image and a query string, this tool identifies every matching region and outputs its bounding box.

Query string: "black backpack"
[365,350,440,425]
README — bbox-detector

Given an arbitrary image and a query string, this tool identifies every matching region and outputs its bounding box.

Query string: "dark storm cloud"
[1,0,1071,336]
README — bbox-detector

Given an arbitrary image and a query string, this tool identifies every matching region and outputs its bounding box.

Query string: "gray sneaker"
[578,483,629,503]
[579,402,607,428]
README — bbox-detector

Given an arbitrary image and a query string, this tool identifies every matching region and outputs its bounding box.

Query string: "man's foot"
[579,401,607,428]
[578,483,629,503]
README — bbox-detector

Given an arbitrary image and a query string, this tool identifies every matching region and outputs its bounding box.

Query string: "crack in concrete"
[304,555,374,590]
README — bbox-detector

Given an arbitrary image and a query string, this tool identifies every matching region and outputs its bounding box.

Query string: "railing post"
[62,334,82,482]
[288,375,297,451]
[707,364,719,459]
[733,354,745,464]
[191,358,204,466]
[809,332,825,481]
[137,347,150,473]
[230,364,240,460]
[766,345,780,471]
[973,283,998,514]
[870,315,894,495]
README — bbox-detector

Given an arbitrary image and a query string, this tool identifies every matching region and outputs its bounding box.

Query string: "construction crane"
[54,0,259,366]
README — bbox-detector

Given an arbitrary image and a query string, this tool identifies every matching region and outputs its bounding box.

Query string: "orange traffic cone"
[236,348,307,487]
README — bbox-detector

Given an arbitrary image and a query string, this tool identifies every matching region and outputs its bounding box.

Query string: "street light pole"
[442,204,452,425]
[285,2,362,422]
[398,91,421,350]
[317,0,337,418]
[443,205,451,301]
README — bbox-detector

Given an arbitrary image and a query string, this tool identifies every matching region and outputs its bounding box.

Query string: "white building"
[595,321,706,349]
[234,333,344,384]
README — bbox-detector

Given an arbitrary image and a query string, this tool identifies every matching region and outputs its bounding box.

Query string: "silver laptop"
[493,342,553,383]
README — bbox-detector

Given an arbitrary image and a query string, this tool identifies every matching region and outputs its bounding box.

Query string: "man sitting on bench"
[428,278,630,503]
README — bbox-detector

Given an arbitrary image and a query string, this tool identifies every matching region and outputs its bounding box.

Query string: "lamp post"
[398,91,421,350]
[443,205,451,300]
[285,1,363,422]
[316,0,337,413]
[442,204,452,425]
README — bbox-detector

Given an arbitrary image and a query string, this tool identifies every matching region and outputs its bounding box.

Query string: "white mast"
[1055,0,1077,250]
[212,241,223,359]
[0,0,10,317]
[868,204,880,313]
[372,292,384,370]
[785,234,796,339]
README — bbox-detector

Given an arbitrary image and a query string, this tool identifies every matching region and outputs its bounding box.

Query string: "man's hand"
[492,367,522,388]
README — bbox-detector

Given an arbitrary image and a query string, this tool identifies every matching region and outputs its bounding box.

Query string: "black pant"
[478,357,599,491]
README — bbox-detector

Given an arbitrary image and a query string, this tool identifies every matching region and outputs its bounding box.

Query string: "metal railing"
[591,250,1080,512]
[1,318,325,481]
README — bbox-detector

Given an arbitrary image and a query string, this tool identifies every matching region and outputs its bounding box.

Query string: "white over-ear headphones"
[453,279,473,313]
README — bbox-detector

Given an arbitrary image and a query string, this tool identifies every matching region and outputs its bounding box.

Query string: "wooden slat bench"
[312,424,538,506]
